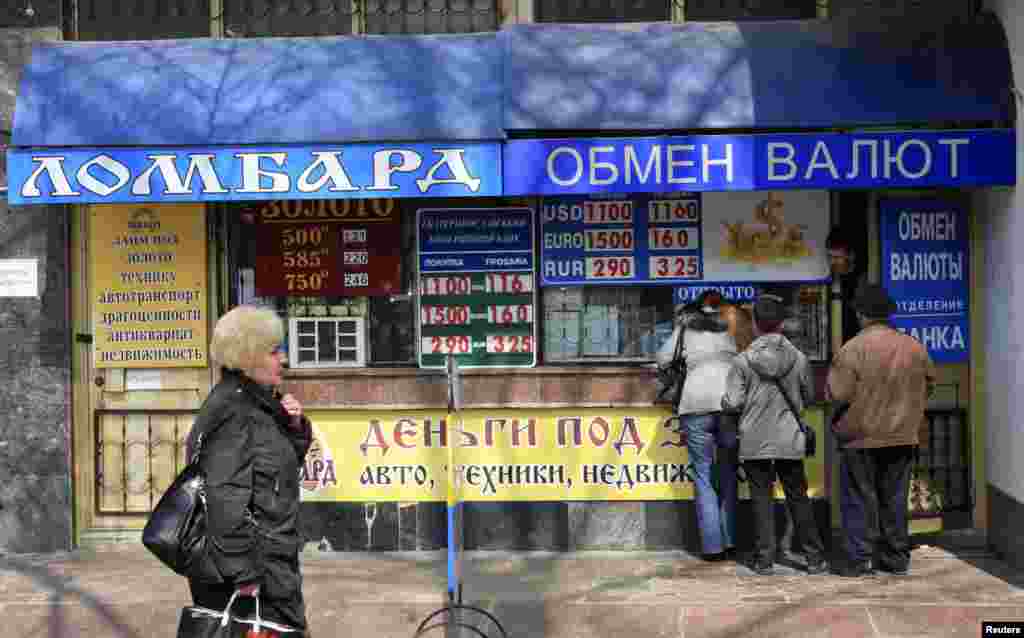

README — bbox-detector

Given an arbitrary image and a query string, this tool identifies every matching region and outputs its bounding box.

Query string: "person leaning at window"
[721,294,827,576]
[184,305,314,634]
[657,290,740,561]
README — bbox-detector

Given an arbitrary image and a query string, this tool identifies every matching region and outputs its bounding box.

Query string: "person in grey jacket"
[657,290,739,560]
[722,294,826,576]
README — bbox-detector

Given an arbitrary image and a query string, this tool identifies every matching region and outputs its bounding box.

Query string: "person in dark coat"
[722,294,827,576]
[184,305,313,633]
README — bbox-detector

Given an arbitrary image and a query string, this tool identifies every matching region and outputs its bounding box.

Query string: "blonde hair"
[209,305,284,373]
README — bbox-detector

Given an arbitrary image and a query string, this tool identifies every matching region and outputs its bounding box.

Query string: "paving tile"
[22,599,180,638]
[684,605,875,638]
[866,605,1024,638]
[311,602,441,638]
[542,602,683,638]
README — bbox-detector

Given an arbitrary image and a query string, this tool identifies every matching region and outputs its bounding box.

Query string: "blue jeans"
[684,412,739,555]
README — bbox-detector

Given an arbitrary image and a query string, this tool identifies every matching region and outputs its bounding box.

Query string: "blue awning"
[12,19,1014,147]
[12,33,504,147]
[6,20,1015,204]
[503,19,1014,132]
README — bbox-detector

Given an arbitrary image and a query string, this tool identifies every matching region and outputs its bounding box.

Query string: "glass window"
[1,1,60,29]
[683,0,817,21]
[223,0,355,37]
[535,0,670,23]
[225,199,416,367]
[542,286,674,363]
[364,0,499,34]
[77,0,212,40]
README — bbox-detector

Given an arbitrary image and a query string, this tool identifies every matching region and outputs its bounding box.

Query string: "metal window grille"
[791,285,829,362]
[73,0,497,39]
[224,0,357,37]
[910,408,972,518]
[94,410,195,515]
[682,0,818,21]
[77,0,213,39]
[289,317,368,368]
[535,0,670,23]
[363,0,499,34]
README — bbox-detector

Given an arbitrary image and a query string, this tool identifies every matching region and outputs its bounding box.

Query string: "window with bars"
[683,0,818,20]
[535,0,671,23]
[289,317,368,367]
[77,0,212,39]
[542,286,674,363]
[74,0,496,40]
[363,0,499,34]
[223,0,356,37]
[226,200,418,368]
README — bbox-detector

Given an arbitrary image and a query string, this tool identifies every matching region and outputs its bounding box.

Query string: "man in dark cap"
[827,284,936,577]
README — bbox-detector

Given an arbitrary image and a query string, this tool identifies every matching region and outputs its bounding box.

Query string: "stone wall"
[0,26,72,554]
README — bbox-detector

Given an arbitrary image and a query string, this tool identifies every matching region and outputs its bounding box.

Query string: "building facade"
[978,0,1024,571]
[0,0,1015,558]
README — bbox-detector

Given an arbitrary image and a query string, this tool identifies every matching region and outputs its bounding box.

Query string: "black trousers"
[743,459,825,565]
[839,445,915,570]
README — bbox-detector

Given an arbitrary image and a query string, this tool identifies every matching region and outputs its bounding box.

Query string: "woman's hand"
[280,393,304,429]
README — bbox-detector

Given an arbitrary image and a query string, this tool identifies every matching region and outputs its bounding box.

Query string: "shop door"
[71,204,217,545]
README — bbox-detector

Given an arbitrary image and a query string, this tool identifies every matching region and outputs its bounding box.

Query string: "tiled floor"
[1,535,1023,637]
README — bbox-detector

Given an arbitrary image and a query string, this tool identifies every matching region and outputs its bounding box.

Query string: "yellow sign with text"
[300,408,826,502]
[90,204,208,368]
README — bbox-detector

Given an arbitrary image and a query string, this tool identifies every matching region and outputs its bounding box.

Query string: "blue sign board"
[880,198,969,363]
[674,283,759,305]
[504,129,1014,196]
[418,208,534,273]
[7,142,502,204]
[539,194,702,286]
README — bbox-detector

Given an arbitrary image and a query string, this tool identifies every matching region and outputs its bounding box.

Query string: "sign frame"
[880,197,970,364]
[503,129,1015,197]
[539,193,703,287]
[416,207,538,369]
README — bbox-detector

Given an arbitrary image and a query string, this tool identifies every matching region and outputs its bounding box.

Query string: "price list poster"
[417,208,537,368]
[249,200,402,297]
[539,194,703,286]
[89,203,208,368]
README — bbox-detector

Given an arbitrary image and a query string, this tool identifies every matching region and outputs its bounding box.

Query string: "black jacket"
[185,369,312,587]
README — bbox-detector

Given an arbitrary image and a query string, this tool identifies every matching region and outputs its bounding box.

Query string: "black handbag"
[655,327,686,405]
[143,420,229,582]
[770,378,817,458]
[177,591,301,638]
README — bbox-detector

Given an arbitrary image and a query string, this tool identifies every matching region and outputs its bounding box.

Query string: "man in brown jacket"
[827,284,936,577]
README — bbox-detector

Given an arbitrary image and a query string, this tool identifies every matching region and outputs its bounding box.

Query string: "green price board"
[417,271,537,368]
[417,208,537,369]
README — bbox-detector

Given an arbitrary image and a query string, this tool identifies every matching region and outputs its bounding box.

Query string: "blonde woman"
[184,305,313,634]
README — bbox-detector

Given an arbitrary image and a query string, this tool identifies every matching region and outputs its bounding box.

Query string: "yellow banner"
[300,407,826,502]
[90,204,208,368]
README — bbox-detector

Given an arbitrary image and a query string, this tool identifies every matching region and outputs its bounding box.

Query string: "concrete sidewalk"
[2,532,1024,638]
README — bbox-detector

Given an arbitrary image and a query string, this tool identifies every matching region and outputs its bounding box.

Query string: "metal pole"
[445,354,462,635]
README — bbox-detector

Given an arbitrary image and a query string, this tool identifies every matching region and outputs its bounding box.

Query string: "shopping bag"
[177,591,302,638]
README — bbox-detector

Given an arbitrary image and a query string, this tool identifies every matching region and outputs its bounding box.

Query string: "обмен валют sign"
[881,198,969,364]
